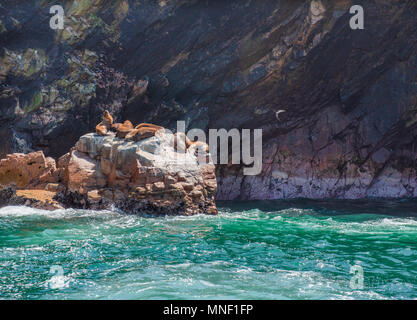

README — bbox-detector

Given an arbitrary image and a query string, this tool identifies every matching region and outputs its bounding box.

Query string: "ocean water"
[0,200,417,300]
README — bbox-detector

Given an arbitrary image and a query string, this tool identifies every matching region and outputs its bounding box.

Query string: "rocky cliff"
[1,0,417,200]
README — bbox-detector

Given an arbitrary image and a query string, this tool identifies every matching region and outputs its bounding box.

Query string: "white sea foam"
[0,205,117,219]
[0,206,63,217]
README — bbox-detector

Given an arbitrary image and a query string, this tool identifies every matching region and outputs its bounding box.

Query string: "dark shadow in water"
[216,198,417,218]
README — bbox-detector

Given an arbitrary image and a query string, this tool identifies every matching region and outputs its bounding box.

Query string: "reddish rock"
[66,150,107,194]
[0,129,218,216]
[0,185,63,211]
[0,151,58,189]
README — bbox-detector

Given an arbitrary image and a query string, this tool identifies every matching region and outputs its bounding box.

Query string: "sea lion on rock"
[173,132,192,153]
[172,132,210,155]
[187,141,210,164]
[125,124,163,142]
[95,110,113,136]
[111,123,122,132]
[96,124,108,136]
[188,141,210,154]
[116,120,134,138]
[173,132,209,153]
[124,129,138,141]
[135,123,163,131]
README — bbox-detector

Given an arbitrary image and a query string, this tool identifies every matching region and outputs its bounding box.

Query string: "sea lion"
[135,123,163,131]
[187,140,210,164]
[173,132,192,153]
[102,110,113,126]
[116,120,134,138]
[188,141,209,154]
[95,110,114,136]
[125,125,163,142]
[96,124,107,136]
[173,132,210,154]
[111,123,122,132]
[124,129,138,141]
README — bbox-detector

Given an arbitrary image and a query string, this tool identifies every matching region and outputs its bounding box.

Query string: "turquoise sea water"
[0,200,417,300]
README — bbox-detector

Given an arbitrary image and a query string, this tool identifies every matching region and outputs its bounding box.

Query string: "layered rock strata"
[1,1,417,201]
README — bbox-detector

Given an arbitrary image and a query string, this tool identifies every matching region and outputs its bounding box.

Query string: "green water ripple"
[0,201,417,299]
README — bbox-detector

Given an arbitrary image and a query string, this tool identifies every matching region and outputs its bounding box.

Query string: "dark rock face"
[1,1,417,199]
[0,185,15,207]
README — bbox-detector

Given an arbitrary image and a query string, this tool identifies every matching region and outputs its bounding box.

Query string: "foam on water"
[0,201,417,299]
[0,205,60,217]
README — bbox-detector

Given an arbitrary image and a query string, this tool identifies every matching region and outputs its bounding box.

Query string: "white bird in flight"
[275,110,286,121]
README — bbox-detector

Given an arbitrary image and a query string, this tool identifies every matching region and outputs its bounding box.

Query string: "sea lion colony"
[95,110,209,152]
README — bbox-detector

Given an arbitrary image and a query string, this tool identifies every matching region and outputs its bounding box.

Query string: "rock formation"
[0,152,65,210]
[0,151,58,189]
[58,129,217,215]
[1,1,417,201]
[0,127,218,215]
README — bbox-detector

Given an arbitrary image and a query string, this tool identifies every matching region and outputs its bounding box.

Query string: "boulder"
[58,130,218,215]
[0,151,58,189]
[0,185,63,211]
